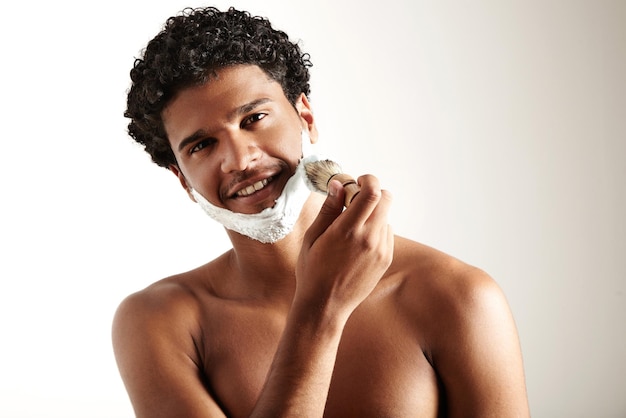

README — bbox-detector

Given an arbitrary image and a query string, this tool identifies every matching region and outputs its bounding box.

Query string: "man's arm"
[430,267,530,417]
[252,176,394,416]
[112,284,227,418]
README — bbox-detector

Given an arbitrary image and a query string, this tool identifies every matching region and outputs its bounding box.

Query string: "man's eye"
[190,139,214,154]
[242,113,266,126]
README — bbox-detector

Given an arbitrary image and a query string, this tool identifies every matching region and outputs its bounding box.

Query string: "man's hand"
[296,175,394,319]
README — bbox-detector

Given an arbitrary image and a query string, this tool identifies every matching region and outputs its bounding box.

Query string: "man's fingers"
[340,175,383,225]
[303,179,345,246]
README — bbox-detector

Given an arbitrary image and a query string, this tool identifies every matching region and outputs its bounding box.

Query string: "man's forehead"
[162,66,284,141]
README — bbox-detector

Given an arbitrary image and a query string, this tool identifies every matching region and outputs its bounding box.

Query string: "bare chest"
[198,300,441,417]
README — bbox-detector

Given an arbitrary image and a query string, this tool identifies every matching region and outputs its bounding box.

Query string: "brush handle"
[329,173,360,207]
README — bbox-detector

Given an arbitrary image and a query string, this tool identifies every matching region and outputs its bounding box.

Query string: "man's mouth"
[234,176,274,198]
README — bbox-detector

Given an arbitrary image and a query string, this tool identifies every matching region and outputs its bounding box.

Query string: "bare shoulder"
[114,280,190,335]
[112,250,231,334]
[111,254,231,417]
[113,266,207,335]
[391,235,497,306]
[390,235,530,416]
[390,235,512,348]
[111,267,208,381]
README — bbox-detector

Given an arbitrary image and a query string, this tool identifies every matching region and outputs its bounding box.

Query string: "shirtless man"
[113,7,530,417]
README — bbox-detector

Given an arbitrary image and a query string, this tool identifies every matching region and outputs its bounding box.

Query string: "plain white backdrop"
[1,1,624,416]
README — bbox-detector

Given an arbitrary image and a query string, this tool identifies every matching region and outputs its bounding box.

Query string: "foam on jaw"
[190,130,320,244]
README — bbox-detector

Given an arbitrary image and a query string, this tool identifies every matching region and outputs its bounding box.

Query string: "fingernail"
[328,180,338,197]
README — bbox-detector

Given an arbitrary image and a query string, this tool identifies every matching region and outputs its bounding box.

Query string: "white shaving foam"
[190,131,321,243]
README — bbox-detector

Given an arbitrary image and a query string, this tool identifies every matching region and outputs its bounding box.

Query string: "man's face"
[163,65,314,215]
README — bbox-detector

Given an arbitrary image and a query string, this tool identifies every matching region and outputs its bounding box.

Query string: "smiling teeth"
[237,178,270,197]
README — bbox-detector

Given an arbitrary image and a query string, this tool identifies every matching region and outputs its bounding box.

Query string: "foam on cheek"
[190,130,320,243]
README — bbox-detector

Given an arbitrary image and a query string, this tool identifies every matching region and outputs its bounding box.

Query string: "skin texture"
[112,65,530,417]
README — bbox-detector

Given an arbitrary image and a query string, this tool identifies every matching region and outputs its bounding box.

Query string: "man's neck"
[224,193,325,302]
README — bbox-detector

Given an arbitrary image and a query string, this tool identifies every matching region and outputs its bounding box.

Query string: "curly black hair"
[124,7,313,169]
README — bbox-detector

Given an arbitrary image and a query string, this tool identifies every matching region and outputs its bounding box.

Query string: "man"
[113,6,530,417]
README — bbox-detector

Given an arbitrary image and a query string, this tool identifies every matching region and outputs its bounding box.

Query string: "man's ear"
[169,164,197,202]
[295,93,318,144]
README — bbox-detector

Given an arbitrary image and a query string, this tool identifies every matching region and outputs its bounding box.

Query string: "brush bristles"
[304,159,361,207]
[304,159,343,192]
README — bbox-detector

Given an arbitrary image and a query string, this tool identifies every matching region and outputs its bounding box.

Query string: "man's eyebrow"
[177,130,208,153]
[177,98,273,153]
[228,97,272,120]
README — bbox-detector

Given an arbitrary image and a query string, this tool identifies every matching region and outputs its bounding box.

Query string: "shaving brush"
[304,159,361,207]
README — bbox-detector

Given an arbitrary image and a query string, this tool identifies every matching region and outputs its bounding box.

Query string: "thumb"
[303,179,345,246]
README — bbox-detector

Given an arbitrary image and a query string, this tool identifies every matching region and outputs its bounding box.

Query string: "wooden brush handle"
[330,173,361,207]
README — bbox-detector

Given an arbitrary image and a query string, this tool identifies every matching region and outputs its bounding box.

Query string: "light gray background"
[1,1,624,416]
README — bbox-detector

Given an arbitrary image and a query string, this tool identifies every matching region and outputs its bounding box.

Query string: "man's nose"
[220,132,261,173]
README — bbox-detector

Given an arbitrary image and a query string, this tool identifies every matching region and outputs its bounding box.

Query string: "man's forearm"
[249,300,349,418]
